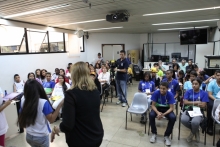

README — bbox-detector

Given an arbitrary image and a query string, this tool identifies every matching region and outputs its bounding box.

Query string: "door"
[102,44,124,61]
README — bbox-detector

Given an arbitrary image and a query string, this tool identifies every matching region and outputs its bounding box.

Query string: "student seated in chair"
[151,68,160,89]
[138,72,155,124]
[43,72,55,97]
[98,65,110,93]
[149,82,176,146]
[181,78,209,143]
[162,69,180,100]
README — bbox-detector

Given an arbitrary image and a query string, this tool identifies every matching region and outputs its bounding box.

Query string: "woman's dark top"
[94,78,101,94]
[60,88,104,147]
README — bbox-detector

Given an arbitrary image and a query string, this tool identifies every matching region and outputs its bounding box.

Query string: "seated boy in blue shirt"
[161,70,179,99]
[43,72,55,97]
[149,82,176,146]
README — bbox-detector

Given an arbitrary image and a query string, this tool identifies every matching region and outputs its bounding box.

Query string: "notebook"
[3,92,22,101]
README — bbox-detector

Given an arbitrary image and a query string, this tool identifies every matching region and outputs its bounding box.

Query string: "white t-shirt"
[52,73,59,81]
[21,97,53,136]
[98,72,110,85]
[0,87,8,135]
[14,80,25,93]
[51,83,70,98]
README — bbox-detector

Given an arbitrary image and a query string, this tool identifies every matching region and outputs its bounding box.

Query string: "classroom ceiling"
[0,0,220,33]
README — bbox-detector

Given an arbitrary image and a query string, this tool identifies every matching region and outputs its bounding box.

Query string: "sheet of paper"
[145,89,150,93]
[188,110,203,117]
[3,92,21,101]
[193,107,202,115]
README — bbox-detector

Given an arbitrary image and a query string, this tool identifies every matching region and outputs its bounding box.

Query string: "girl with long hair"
[27,72,42,84]
[40,69,47,83]
[51,62,104,147]
[55,69,69,84]
[35,69,42,84]
[18,80,63,147]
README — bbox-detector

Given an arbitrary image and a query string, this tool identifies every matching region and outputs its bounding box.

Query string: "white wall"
[213,28,220,55]
[153,32,179,43]
[0,52,86,93]
[84,33,140,64]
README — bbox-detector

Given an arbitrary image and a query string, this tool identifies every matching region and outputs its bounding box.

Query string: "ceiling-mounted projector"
[106,12,129,23]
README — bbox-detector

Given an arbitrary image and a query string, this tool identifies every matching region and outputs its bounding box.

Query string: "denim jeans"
[116,80,127,103]
[26,133,49,147]
[149,108,176,136]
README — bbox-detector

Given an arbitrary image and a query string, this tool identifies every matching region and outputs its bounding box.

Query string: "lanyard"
[159,93,167,105]
[166,79,173,89]
[192,90,200,107]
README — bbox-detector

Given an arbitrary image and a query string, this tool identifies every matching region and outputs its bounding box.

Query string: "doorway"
[102,44,125,61]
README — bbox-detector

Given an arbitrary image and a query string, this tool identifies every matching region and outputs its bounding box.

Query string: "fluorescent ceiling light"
[84,26,123,31]
[158,26,209,31]
[54,19,105,26]
[3,4,70,18]
[143,6,220,16]
[152,19,219,25]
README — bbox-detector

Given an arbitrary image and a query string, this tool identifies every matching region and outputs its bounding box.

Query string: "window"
[27,30,49,53]
[49,32,65,52]
[0,26,26,53]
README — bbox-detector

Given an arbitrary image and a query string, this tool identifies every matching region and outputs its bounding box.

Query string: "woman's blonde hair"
[70,61,97,91]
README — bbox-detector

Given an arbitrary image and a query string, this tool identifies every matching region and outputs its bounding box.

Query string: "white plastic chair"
[212,99,220,146]
[125,92,148,133]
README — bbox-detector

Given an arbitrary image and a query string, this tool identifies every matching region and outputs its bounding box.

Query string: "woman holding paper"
[0,87,12,147]
[181,78,209,143]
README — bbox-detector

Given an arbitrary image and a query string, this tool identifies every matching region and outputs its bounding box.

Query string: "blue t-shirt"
[43,81,55,88]
[204,75,209,80]
[116,58,129,81]
[184,81,202,91]
[161,78,179,96]
[207,80,220,99]
[184,89,209,102]
[127,58,131,65]
[151,90,175,107]
[138,80,155,92]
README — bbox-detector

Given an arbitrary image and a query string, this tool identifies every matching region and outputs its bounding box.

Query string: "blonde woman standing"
[51,62,104,147]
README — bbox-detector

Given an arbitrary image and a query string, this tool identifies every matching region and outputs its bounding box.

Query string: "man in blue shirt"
[162,70,179,99]
[43,72,55,97]
[149,82,176,146]
[207,70,220,135]
[115,50,129,107]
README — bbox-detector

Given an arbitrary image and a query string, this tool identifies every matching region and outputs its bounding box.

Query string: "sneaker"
[150,134,157,143]
[116,101,121,105]
[195,130,200,143]
[122,103,126,107]
[186,132,194,143]
[164,136,171,146]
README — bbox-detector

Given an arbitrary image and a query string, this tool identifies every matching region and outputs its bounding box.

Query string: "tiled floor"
[5,81,216,147]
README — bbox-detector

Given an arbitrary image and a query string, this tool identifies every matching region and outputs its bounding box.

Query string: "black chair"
[100,84,112,112]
